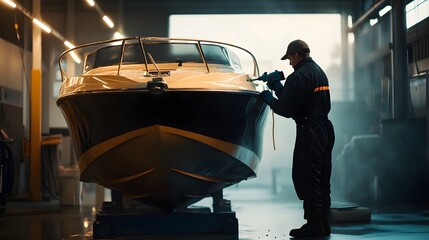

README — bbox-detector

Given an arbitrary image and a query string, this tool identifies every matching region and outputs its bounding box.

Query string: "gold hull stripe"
[171,168,231,183]
[110,168,156,184]
[79,125,260,173]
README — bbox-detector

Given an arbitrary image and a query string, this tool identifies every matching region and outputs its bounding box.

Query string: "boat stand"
[93,191,238,239]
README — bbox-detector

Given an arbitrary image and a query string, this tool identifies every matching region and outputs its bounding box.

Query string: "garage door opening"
[169,14,343,101]
[169,14,344,189]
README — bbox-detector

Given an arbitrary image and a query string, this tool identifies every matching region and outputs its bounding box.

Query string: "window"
[406,0,429,28]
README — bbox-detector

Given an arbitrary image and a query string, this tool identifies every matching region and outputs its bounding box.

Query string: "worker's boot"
[324,221,331,235]
[289,219,329,238]
[323,210,331,235]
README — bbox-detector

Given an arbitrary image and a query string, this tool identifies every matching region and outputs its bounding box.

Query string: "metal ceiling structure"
[40,0,355,14]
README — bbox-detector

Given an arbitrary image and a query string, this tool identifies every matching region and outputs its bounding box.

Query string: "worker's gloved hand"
[267,80,283,92]
[260,90,275,105]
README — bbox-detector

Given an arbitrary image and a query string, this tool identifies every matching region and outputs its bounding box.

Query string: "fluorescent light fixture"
[103,15,114,28]
[2,0,17,8]
[347,15,353,28]
[70,51,81,64]
[33,18,51,33]
[348,32,355,44]
[85,0,95,7]
[378,5,392,17]
[64,41,76,49]
[113,31,124,39]
[369,18,378,26]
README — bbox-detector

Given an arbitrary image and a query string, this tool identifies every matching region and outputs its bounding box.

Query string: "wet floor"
[1,186,429,239]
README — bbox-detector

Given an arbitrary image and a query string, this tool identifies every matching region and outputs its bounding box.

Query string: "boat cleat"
[147,77,168,94]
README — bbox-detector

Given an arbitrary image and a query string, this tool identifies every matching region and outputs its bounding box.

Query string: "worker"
[259,39,335,238]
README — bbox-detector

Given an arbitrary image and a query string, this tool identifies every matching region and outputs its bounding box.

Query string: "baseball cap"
[280,39,310,60]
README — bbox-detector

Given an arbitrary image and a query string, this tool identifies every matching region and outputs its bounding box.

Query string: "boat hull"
[57,90,268,209]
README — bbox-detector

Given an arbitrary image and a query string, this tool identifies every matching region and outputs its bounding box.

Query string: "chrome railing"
[58,37,260,82]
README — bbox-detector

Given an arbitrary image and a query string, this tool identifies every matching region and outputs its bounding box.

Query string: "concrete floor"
[1,186,429,240]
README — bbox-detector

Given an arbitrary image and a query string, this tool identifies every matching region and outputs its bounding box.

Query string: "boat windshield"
[84,42,232,72]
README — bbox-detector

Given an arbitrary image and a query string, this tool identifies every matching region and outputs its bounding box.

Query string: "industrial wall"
[332,0,429,206]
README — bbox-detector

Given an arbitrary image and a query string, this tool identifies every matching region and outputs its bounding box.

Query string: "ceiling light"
[64,41,76,49]
[86,0,95,7]
[348,32,355,44]
[1,0,16,8]
[347,15,353,28]
[33,18,51,33]
[369,18,379,26]
[102,15,114,28]
[378,5,392,17]
[113,31,124,39]
[70,52,81,64]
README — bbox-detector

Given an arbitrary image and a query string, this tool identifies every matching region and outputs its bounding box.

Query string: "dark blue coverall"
[268,57,335,225]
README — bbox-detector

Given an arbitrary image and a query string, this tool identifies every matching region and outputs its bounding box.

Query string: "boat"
[56,37,269,210]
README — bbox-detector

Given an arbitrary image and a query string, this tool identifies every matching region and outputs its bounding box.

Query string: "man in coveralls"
[260,40,335,238]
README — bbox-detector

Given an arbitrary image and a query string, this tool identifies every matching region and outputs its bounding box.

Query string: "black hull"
[57,90,268,209]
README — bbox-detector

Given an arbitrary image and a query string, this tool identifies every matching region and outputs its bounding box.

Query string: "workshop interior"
[1,0,429,239]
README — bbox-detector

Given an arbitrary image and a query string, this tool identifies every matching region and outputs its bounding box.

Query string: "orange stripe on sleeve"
[314,86,329,92]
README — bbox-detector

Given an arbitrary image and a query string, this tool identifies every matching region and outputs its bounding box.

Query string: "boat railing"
[58,37,260,82]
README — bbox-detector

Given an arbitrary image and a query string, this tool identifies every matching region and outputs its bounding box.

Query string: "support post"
[29,0,42,201]
[391,0,409,119]
[29,70,42,201]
